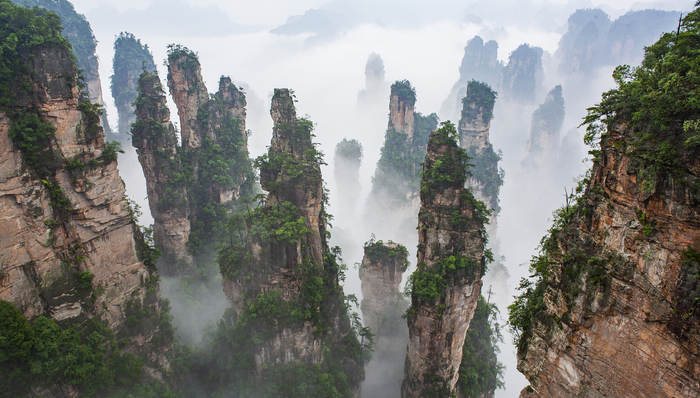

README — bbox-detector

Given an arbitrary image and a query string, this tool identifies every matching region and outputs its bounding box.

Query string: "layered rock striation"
[111,32,156,140]
[217,89,366,396]
[511,11,700,397]
[402,122,488,398]
[0,4,170,395]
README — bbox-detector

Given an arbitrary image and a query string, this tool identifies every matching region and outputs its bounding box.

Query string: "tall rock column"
[131,70,192,273]
[218,89,365,396]
[459,80,503,230]
[402,122,488,398]
[166,45,209,149]
[334,138,363,218]
[522,85,565,170]
[111,32,156,140]
[499,44,544,104]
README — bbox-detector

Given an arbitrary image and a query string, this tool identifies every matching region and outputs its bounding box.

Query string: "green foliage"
[335,138,363,163]
[362,237,410,270]
[461,80,497,124]
[166,43,200,71]
[407,255,481,302]
[420,122,473,197]
[0,300,174,398]
[110,32,155,121]
[102,141,123,163]
[8,109,59,176]
[582,8,700,180]
[458,295,505,397]
[465,144,504,211]
[390,79,416,105]
[74,270,94,293]
[669,240,700,337]
[11,0,96,73]
[250,201,310,243]
[77,99,103,143]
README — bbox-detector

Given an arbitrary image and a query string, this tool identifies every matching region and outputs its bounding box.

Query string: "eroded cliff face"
[131,71,193,273]
[402,123,487,398]
[0,25,168,381]
[515,119,700,397]
[389,90,415,143]
[219,89,364,395]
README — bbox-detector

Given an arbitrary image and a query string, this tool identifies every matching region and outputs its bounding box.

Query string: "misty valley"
[0,0,699,397]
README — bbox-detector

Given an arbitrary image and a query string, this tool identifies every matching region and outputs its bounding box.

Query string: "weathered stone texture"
[517,122,700,397]
[402,129,486,398]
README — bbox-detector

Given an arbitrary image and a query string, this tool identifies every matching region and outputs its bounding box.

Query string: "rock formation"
[499,44,544,104]
[459,80,503,236]
[522,85,565,170]
[605,10,680,67]
[131,70,193,273]
[0,4,170,395]
[217,89,366,396]
[334,138,363,217]
[365,80,438,241]
[111,32,156,140]
[511,11,700,397]
[132,45,252,274]
[13,0,113,136]
[360,239,409,352]
[357,53,386,105]
[402,122,488,397]
[441,36,503,122]
[556,8,611,79]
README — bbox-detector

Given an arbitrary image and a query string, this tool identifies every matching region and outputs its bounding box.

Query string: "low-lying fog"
[69,0,694,395]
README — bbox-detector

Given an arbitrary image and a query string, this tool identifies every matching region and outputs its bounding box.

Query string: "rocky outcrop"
[365,80,438,241]
[334,138,363,217]
[13,0,114,136]
[459,80,503,231]
[0,6,169,393]
[111,32,156,139]
[441,36,503,122]
[166,45,210,149]
[605,10,680,67]
[499,44,544,104]
[402,122,487,398]
[359,240,409,352]
[219,89,365,395]
[522,85,565,170]
[133,45,252,273]
[131,70,192,273]
[513,12,700,396]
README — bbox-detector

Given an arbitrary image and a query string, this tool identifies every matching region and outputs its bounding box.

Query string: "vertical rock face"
[512,13,700,397]
[441,36,503,122]
[459,80,502,237]
[522,85,565,170]
[131,71,192,272]
[219,89,365,395]
[605,10,680,67]
[334,138,363,217]
[111,32,156,139]
[402,123,487,398]
[365,80,438,241]
[359,240,409,352]
[166,46,210,149]
[0,7,169,394]
[133,45,252,273]
[499,44,544,104]
[13,0,114,135]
